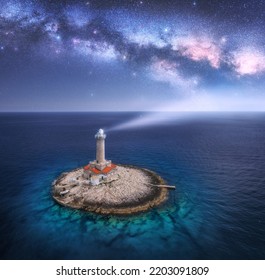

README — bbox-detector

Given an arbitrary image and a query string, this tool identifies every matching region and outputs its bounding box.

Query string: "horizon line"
[1,110,265,113]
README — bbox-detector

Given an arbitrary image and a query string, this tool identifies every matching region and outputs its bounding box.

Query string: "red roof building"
[84,163,117,175]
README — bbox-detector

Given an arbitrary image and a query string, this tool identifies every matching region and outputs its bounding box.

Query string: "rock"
[52,164,168,215]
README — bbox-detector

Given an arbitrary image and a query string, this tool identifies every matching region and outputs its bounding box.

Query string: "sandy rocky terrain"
[52,165,168,215]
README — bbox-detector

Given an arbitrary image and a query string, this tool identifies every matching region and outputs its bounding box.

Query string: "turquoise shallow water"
[1,112,265,259]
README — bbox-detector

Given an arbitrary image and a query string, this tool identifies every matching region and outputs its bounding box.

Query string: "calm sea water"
[0,112,265,260]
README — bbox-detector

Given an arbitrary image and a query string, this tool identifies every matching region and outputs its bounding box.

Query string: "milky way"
[1,0,265,111]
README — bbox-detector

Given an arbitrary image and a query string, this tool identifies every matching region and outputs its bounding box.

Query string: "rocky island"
[52,129,171,215]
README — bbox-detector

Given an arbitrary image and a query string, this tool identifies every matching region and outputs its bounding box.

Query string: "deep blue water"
[0,112,265,260]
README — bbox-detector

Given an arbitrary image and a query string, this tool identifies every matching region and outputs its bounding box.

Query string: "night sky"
[1,0,265,111]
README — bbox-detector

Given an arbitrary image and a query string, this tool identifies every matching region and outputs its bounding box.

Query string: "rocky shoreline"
[52,164,168,215]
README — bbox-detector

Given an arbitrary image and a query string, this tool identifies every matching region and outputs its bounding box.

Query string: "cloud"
[149,58,199,90]
[171,36,222,68]
[231,48,265,76]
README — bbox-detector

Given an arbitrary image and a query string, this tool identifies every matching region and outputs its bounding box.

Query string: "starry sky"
[1,0,265,111]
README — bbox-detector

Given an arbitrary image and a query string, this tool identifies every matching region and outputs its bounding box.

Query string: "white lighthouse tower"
[95,128,106,165]
[83,128,116,184]
[89,128,111,171]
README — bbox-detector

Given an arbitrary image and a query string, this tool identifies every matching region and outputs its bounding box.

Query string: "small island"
[52,129,172,215]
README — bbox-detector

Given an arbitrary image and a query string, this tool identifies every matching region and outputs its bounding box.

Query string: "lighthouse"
[91,128,111,170]
[95,128,106,164]
[83,128,116,182]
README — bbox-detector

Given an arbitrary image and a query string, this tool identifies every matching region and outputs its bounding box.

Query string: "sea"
[0,112,265,260]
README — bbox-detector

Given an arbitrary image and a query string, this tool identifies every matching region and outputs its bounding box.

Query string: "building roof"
[84,163,117,174]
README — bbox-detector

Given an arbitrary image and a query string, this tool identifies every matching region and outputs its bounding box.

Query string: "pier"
[149,184,176,190]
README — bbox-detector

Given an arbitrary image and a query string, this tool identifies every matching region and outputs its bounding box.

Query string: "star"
[0,0,264,113]
[220,36,227,44]
[72,38,81,45]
